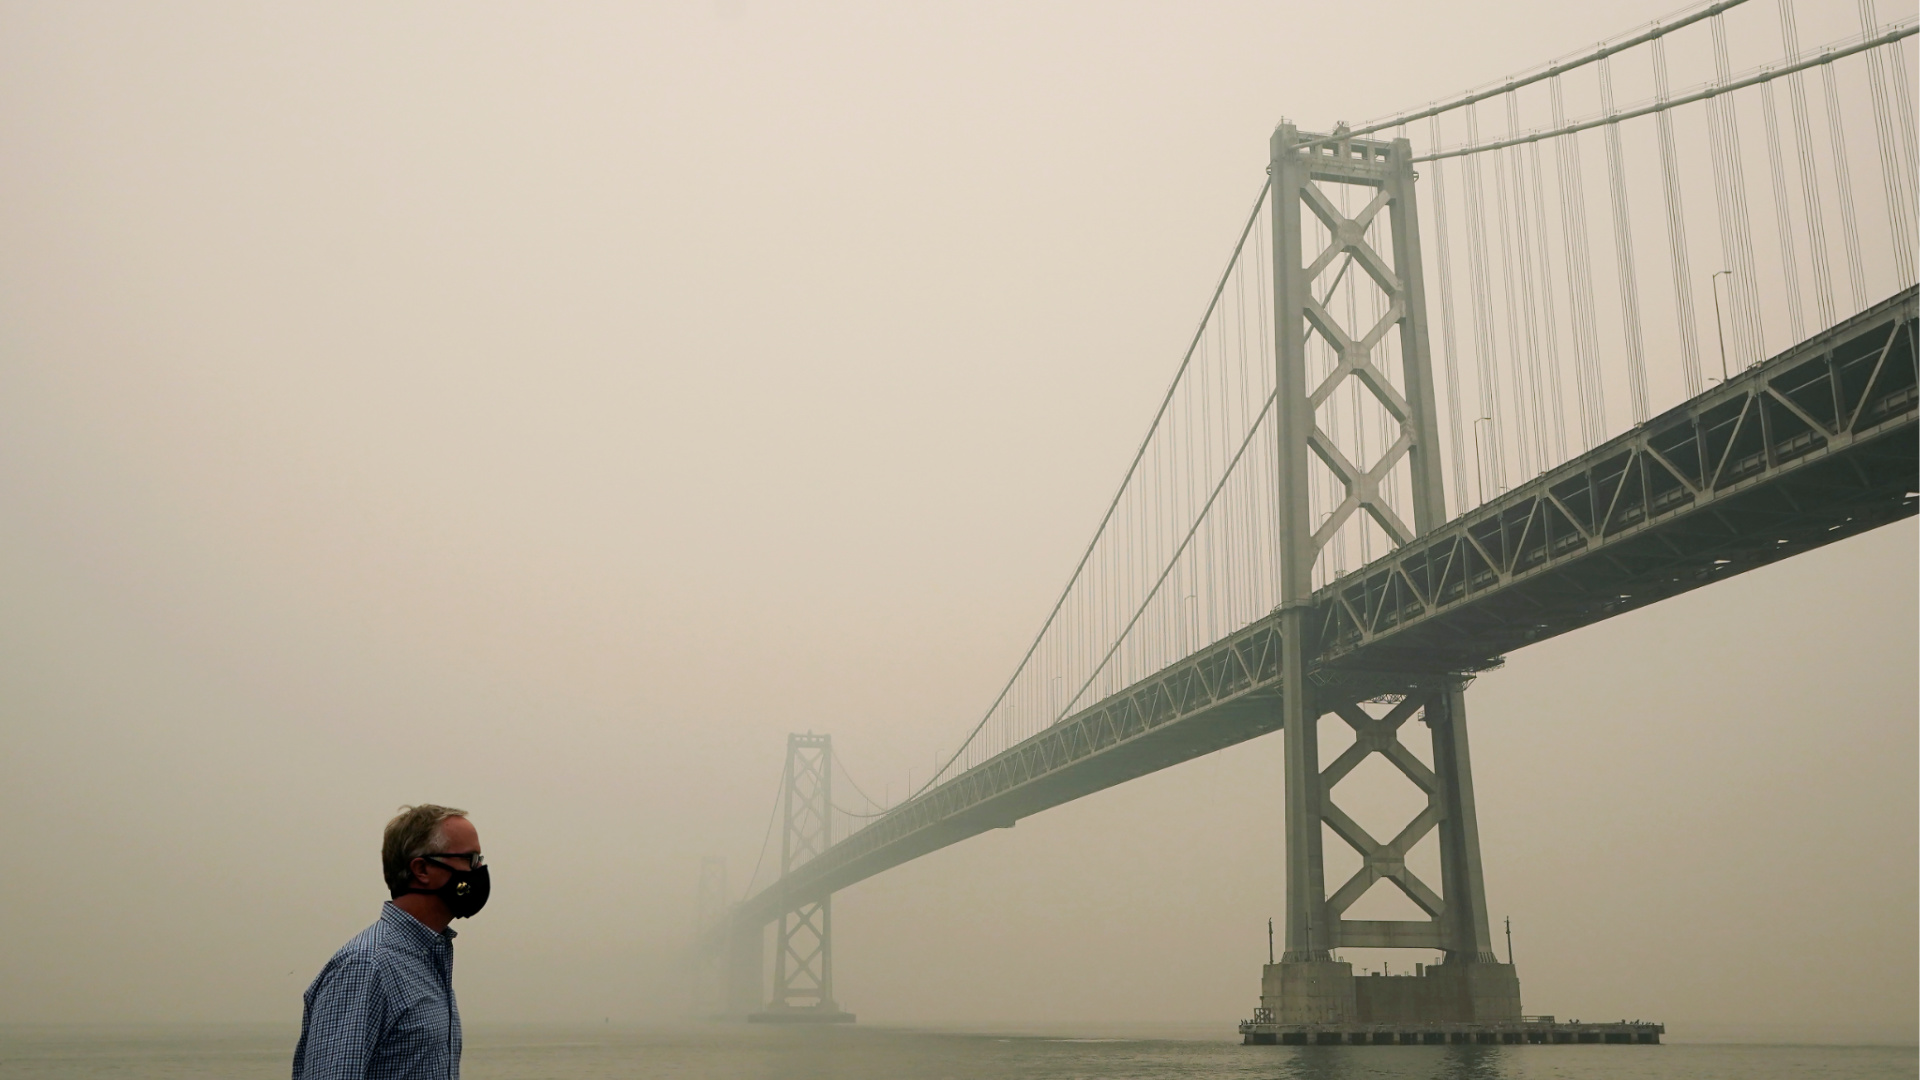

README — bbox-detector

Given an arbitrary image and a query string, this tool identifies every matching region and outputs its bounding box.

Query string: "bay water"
[3,1022,1913,1079]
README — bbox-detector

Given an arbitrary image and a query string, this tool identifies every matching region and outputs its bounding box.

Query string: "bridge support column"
[1262,682,1519,1023]
[1261,122,1517,1025]
[1429,687,1498,964]
[1425,685,1521,1019]
[749,733,855,1023]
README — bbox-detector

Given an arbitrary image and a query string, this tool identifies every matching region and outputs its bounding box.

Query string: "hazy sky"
[1,0,1913,1041]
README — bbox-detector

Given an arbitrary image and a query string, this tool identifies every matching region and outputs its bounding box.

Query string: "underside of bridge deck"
[720,287,1916,936]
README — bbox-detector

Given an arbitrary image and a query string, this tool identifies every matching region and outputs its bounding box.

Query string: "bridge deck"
[729,288,1917,931]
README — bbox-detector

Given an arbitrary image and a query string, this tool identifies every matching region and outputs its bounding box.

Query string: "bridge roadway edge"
[723,287,1918,938]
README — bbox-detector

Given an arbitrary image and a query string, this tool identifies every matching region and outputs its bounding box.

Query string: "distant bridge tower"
[750,732,855,1023]
[1264,123,1519,1023]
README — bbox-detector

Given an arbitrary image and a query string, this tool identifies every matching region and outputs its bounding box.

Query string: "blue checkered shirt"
[292,902,462,1080]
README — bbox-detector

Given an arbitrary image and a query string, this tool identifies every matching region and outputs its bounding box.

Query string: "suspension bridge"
[694,0,1917,1042]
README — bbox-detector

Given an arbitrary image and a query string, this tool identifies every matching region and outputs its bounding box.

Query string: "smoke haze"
[0,0,1912,1043]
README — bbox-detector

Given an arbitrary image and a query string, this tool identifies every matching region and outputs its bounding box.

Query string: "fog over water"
[0,0,1913,1046]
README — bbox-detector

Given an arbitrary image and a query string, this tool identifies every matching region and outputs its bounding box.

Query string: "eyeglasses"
[421,851,485,869]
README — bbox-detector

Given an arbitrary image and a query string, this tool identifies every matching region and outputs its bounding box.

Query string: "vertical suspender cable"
[1239,243,1259,619]
[1706,13,1766,367]
[1858,0,1917,284]
[1599,56,1651,423]
[1230,247,1247,625]
[1779,0,1837,328]
[1820,60,1869,310]
[1887,42,1919,253]
[1527,137,1569,465]
[1551,76,1608,450]
[1255,213,1277,606]
[1505,92,1550,474]
[1761,78,1807,341]
[1211,296,1225,636]
[1652,38,1706,397]
[1461,103,1505,499]
[1494,98,1535,479]
[1428,116,1471,518]
[1201,283,1217,648]
[1712,15,1766,365]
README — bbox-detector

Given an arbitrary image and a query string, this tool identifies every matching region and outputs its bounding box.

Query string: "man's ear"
[411,857,432,885]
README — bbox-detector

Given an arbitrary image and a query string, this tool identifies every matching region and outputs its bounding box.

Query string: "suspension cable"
[1709,11,1766,368]
[831,748,886,814]
[1331,0,1751,147]
[1652,38,1706,396]
[1888,36,1920,258]
[743,762,786,898]
[1600,56,1651,423]
[1778,0,1837,329]
[1462,103,1505,498]
[1859,0,1917,284]
[1501,91,1546,478]
[1551,76,1608,450]
[1823,45,1871,309]
[1428,116,1471,515]
[1414,21,1920,161]
[1761,79,1807,341]
[1059,393,1278,721]
[1527,135,1570,464]
[907,180,1271,797]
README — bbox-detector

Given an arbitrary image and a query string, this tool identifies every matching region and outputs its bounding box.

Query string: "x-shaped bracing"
[785,753,830,869]
[1298,179,1418,561]
[774,900,830,1005]
[1320,697,1446,924]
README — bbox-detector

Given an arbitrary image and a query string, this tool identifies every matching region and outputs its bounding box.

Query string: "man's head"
[382,805,483,910]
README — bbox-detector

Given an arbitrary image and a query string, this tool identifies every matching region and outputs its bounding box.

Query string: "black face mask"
[396,858,491,919]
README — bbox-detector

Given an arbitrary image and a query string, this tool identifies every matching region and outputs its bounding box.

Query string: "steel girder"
[720,287,1918,941]
[1311,286,1918,675]
[727,622,1293,930]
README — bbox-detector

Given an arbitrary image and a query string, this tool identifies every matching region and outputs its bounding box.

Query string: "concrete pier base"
[1240,1017,1662,1045]
[1245,959,1651,1045]
[1260,960,1357,1024]
[1259,959,1520,1027]
[1354,960,1521,1023]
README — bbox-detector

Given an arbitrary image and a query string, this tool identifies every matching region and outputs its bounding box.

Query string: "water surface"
[3,1022,1913,1079]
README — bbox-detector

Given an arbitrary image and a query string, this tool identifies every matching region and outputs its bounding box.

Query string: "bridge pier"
[1264,680,1521,1025]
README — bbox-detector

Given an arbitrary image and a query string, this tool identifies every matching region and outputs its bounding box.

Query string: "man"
[292,804,491,1080]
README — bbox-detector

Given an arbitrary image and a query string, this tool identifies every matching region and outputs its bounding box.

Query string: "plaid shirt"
[292,902,462,1080]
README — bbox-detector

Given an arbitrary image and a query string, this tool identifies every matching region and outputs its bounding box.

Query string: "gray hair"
[382,804,469,894]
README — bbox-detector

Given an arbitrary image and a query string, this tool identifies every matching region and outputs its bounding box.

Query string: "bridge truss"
[705,0,1918,1026]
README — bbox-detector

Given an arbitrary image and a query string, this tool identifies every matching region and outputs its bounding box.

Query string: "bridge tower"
[1263,123,1520,1024]
[749,732,855,1023]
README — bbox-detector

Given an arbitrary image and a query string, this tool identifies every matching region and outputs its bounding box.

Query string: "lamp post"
[1472,417,1497,503]
[1710,270,1734,382]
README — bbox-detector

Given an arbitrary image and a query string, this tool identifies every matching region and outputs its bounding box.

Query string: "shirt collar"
[381,901,458,950]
